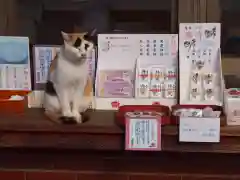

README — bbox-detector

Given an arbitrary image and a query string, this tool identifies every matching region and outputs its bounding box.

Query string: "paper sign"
[33,46,60,84]
[125,117,161,151]
[179,117,220,143]
[0,36,31,90]
[179,23,223,106]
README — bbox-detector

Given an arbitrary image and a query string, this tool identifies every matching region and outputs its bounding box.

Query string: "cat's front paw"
[59,116,77,124]
[72,111,82,123]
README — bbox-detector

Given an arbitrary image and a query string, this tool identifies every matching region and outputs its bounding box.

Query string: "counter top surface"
[0,109,239,153]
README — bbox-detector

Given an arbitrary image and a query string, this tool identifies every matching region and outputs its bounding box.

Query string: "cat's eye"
[84,44,89,50]
[84,34,89,40]
[73,38,82,48]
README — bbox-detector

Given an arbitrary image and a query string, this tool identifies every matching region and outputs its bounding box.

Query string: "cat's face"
[61,31,94,62]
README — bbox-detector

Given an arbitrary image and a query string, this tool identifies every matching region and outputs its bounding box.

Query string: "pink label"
[102,81,133,98]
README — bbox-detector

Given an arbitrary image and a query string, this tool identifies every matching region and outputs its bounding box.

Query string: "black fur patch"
[84,44,89,50]
[84,34,96,45]
[45,81,57,96]
[73,38,82,48]
[59,116,77,124]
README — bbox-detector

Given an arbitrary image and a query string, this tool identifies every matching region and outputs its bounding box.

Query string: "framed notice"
[125,117,161,151]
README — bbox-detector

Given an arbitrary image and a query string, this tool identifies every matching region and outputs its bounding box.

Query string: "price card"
[125,117,161,151]
[179,117,220,143]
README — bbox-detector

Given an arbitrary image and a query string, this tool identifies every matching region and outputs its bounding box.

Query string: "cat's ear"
[61,31,71,41]
[90,28,97,36]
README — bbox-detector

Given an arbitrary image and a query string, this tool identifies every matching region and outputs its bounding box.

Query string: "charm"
[150,83,164,98]
[166,68,176,79]
[164,80,176,99]
[204,73,213,84]
[191,71,200,84]
[204,88,214,100]
[151,67,165,81]
[195,60,205,70]
[190,86,201,101]
[139,68,149,81]
[138,83,149,98]
[140,84,147,94]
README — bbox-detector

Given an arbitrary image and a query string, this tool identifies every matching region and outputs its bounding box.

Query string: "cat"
[43,31,94,124]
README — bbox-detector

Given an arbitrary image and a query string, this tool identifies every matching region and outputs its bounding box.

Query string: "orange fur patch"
[68,33,87,43]
[49,54,58,73]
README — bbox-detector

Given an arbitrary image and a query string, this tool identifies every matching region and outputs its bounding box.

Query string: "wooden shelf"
[0,109,240,153]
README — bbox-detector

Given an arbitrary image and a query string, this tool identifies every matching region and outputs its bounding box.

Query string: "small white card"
[125,117,161,151]
[179,117,220,143]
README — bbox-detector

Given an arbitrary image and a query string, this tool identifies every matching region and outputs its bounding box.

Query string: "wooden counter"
[0,108,240,153]
[0,109,240,180]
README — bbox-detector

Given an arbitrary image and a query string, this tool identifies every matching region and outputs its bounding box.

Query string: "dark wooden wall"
[0,149,239,180]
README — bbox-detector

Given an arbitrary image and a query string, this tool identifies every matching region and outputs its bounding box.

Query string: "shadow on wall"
[224,75,240,88]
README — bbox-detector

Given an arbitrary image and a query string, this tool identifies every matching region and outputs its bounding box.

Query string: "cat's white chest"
[52,58,88,85]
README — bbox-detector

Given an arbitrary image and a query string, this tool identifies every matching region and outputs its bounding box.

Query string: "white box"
[225,89,240,125]
[179,117,220,143]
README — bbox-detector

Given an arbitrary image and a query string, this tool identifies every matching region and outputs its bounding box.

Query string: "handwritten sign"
[179,23,222,105]
[179,117,220,143]
[125,117,161,151]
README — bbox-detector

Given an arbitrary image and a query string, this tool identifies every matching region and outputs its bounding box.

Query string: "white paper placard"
[125,117,161,151]
[179,117,220,143]
[0,36,31,90]
[96,34,178,108]
[33,46,60,84]
[179,23,223,106]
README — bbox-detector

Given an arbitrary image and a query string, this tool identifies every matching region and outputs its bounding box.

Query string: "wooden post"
[5,0,19,36]
[178,0,207,23]
[0,0,8,35]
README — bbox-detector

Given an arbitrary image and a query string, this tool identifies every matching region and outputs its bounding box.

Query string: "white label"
[125,118,161,151]
[34,46,96,84]
[0,36,31,90]
[179,117,220,142]
[1,65,30,90]
[34,46,60,83]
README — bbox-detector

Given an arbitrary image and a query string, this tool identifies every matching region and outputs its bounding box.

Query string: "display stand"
[95,34,178,110]
[0,36,31,114]
[179,23,224,106]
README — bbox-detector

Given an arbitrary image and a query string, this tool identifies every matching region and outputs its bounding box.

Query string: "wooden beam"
[206,0,221,22]
[0,0,8,35]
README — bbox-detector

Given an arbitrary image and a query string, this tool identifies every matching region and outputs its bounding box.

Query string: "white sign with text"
[179,117,220,143]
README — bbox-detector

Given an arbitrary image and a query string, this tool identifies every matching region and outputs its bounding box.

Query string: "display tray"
[0,108,240,153]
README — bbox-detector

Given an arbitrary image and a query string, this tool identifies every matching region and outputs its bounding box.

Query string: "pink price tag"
[125,117,162,151]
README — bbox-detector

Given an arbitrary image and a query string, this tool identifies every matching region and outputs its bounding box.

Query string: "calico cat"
[43,31,94,124]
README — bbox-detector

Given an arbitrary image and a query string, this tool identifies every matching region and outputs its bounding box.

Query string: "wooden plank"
[206,0,221,22]
[0,0,8,35]
[0,109,239,153]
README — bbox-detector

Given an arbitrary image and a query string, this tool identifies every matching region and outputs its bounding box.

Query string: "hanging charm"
[195,60,205,70]
[190,86,201,101]
[204,73,213,84]
[191,71,200,84]
[138,83,149,98]
[139,68,149,81]
[150,83,164,98]
[151,67,165,81]
[164,80,176,99]
[204,88,214,101]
